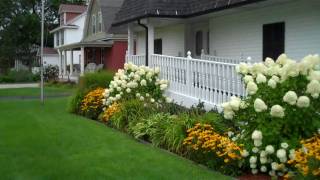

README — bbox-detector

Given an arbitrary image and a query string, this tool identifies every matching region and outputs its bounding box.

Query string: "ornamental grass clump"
[80,87,105,119]
[103,63,171,107]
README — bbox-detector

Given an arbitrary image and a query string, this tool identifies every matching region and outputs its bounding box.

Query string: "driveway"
[0,83,39,89]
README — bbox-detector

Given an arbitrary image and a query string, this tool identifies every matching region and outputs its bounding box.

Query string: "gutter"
[137,19,148,66]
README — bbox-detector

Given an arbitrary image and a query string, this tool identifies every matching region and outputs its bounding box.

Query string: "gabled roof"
[99,0,126,34]
[113,0,268,26]
[58,4,87,14]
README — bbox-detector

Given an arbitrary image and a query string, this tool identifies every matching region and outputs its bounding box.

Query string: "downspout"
[137,19,148,66]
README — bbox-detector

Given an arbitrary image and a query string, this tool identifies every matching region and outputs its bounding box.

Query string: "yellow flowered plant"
[101,102,121,122]
[287,134,320,178]
[183,123,242,164]
[80,87,105,119]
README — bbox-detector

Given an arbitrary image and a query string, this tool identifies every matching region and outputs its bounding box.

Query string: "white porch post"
[70,50,74,76]
[147,23,154,66]
[63,50,67,76]
[80,47,85,76]
[58,50,62,77]
[128,25,134,56]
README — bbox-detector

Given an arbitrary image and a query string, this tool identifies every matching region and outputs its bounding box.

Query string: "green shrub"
[44,65,59,82]
[0,70,39,83]
[79,71,114,91]
[67,89,86,114]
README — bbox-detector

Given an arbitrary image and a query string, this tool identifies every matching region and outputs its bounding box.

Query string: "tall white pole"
[40,0,45,104]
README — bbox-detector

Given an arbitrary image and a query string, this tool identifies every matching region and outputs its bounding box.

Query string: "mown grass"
[0,96,230,180]
[0,87,74,97]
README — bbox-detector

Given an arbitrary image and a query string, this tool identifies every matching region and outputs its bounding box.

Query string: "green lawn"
[0,95,230,179]
[0,87,74,97]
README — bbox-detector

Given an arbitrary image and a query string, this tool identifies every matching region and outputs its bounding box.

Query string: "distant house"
[55,0,127,78]
[50,4,87,78]
[37,48,59,67]
[113,0,320,62]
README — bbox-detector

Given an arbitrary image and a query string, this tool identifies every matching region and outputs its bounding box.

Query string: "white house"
[111,0,320,108]
[114,0,320,62]
[50,4,87,78]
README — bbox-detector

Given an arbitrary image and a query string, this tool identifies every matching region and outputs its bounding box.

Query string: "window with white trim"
[98,12,102,32]
[92,15,96,34]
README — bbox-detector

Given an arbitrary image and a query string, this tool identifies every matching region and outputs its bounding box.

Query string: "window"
[98,12,102,32]
[154,39,162,54]
[195,31,203,56]
[92,15,96,34]
[263,22,285,60]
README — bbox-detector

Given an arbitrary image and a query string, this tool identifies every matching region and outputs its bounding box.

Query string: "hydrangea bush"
[222,54,320,177]
[102,63,171,107]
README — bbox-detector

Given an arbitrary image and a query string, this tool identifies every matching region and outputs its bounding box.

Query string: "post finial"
[247,56,252,63]
[201,49,205,55]
[187,51,192,59]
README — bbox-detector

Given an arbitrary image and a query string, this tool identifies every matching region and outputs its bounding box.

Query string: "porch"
[126,52,247,109]
[57,41,113,81]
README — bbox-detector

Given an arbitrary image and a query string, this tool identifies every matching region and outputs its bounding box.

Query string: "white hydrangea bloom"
[252,147,259,153]
[254,140,262,147]
[246,82,258,95]
[254,98,268,112]
[241,150,249,157]
[252,130,263,140]
[250,164,257,169]
[260,166,267,172]
[260,150,267,158]
[140,79,147,86]
[126,88,131,93]
[150,98,155,103]
[271,162,279,170]
[243,75,254,84]
[249,156,257,164]
[281,142,289,149]
[289,149,295,160]
[270,105,285,118]
[276,149,287,159]
[308,71,320,81]
[256,73,267,84]
[251,169,258,175]
[251,63,267,76]
[306,80,320,98]
[229,96,241,111]
[283,91,298,105]
[260,157,268,164]
[265,57,275,67]
[160,84,168,90]
[269,170,276,176]
[265,145,275,154]
[276,54,288,65]
[268,79,277,89]
[223,110,235,120]
[165,97,172,103]
[236,63,249,75]
[271,75,280,82]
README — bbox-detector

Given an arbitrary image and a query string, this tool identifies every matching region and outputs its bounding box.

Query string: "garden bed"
[70,55,320,179]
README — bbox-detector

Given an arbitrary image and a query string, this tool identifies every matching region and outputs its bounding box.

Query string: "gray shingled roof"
[113,0,268,25]
[99,0,126,34]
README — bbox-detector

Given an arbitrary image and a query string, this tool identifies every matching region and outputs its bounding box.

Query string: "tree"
[0,0,86,73]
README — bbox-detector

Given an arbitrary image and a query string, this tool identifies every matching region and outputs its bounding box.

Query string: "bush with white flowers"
[103,63,171,107]
[241,130,296,177]
[224,54,320,176]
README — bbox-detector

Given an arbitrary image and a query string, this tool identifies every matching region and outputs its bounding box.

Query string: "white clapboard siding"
[127,53,246,109]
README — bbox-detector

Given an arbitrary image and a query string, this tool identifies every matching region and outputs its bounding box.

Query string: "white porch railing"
[125,54,146,66]
[126,53,246,109]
